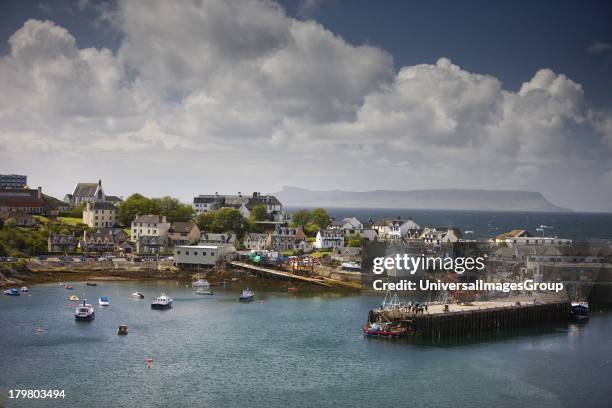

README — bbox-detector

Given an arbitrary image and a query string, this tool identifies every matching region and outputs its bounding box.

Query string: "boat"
[151,292,174,309]
[20,286,29,292]
[195,289,214,295]
[570,301,589,321]
[288,287,298,293]
[341,261,362,271]
[239,288,254,302]
[192,279,210,288]
[64,285,74,290]
[98,296,110,306]
[86,282,97,286]
[3,288,20,296]
[363,321,410,338]
[117,324,128,335]
[68,295,79,301]
[131,292,144,299]
[74,300,95,321]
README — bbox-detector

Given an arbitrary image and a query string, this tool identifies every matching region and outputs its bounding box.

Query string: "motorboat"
[570,302,589,320]
[341,261,362,271]
[75,300,95,321]
[288,287,298,293]
[3,288,20,296]
[195,289,214,295]
[98,296,110,306]
[20,286,29,292]
[192,279,210,288]
[363,321,409,338]
[86,282,97,286]
[131,292,144,299]
[117,324,128,335]
[151,292,174,309]
[68,295,79,301]
[239,288,254,302]
[64,285,74,290]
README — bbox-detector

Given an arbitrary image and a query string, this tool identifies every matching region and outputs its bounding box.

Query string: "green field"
[58,217,85,226]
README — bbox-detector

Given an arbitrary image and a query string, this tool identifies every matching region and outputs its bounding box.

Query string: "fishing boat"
[195,289,214,295]
[20,286,29,292]
[86,282,97,286]
[75,300,95,321]
[341,261,362,271]
[131,292,144,299]
[570,301,589,321]
[192,279,210,288]
[151,292,173,309]
[117,324,128,335]
[3,288,20,296]
[98,296,110,306]
[239,288,254,302]
[68,295,79,301]
[363,321,410,338]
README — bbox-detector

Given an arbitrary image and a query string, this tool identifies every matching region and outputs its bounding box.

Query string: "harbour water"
[1,281,612,407]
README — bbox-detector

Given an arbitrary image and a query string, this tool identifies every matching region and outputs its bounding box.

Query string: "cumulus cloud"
[1,0,611,210]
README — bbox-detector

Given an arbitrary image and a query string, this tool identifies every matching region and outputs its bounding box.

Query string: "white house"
[131,214,171,241]
[315,229,344,249]
[419,227,463,245]
[373,218,421,240]
[174,244,236,267]
[192,192,284,220]
[82,202,117,228]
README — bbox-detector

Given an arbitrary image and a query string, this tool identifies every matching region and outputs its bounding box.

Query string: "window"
[186,251,189,255]
[202,252,207,256]
[194,252,198,255]
[177,251,181,255]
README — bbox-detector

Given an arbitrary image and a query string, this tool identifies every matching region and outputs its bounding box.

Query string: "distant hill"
[272,186,571,212]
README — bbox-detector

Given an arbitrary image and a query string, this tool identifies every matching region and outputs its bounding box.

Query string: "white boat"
[192,279,210,288]
[239,288,254,302]
[151,292,174,309]
[131,292,144,299]
[195,289,214,295]
[341,262,361,271]
[20,286,29,292]
[98,296,110,306]
[75,300,95,321]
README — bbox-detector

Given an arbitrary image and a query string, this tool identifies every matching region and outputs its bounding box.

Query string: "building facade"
[83,202,117,228]
[130,214,171,241]
[174,244,236,267]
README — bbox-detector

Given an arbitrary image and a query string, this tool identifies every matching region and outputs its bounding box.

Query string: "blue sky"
[1,0,612,211]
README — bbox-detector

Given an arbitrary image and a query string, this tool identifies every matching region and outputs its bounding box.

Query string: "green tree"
[196,211,216,231]
[311,208,331,230]
[4,218,16,229]
[347,233,362,248]
[60,203,86,218]
[211,208,249,236]
[117,194,158,226]
[152,196,194,222]
[249,204,268,222]
[291,209,311,227]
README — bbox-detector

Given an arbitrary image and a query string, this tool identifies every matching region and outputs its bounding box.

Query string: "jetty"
[227,261,334,287]
[369,297,570,338]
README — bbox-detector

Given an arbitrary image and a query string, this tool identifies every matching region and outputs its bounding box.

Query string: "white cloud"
[1,0,611,210]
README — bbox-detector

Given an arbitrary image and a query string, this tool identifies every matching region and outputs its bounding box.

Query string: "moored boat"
[192,279,210,288]
[75,300,95,321]
[341,261,362,271]
[98,296,110,306]
[131,292,144,299]
[20,286,29,292]
[3,288,20,296]
[570,302,589,320]
[239,288,254,302]
[86,282,97,286]
[288,287,298,293]
[117,324,128,335]
[151,292,173,309]
[363,321,410,338]
[68,295,79,301]
[64,285,74,290]
[195,289,214,295]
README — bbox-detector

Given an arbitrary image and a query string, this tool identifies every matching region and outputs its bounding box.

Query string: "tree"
[117,194,158,226]
[196,211,216,231]
[152,196,194,222]
[249,204,268,222]
[196,208,249,237]
[60,203,86,218]
[291,209,311,227]
[347,233,362,248]
[311,208,331,230]
[4,218,16,229]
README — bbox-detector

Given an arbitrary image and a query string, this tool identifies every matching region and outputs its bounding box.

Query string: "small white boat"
[75,300,95,321]
[151,292,173,309]
[341,261,361,271]
[195,289,214,295]
[239,288,254,302]
[192,279,210,288]
[98,296,110,306]
[131,292,144,299]
[20,286,29,292]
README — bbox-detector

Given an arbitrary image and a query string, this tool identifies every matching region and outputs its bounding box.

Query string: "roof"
[138,235,167,245]
[72,183,98,198]
[0,189,45,208]
[49,234,77,244]
[175,244,232,249]
[87,202,117,211]
[496,229,532,240]
[170,222,196,233]
[133,214,166,224]
[105,195,122,203]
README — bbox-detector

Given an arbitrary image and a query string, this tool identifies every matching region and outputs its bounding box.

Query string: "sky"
[1,0,611,211]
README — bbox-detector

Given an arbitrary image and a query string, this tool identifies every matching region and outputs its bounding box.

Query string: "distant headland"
[272,186,571,212]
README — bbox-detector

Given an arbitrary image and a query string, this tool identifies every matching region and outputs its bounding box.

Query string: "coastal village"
[1,173,611,289]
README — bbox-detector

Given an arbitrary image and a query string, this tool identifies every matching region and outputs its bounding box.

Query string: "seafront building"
[174,244,236,267]
[82,202,117,228]
[192,191,285,220]
[64,179,122,207]
[0,174,27,189]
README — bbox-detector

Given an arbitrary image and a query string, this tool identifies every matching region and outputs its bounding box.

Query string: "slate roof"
[133,214,166,224]
[72,183,98,198]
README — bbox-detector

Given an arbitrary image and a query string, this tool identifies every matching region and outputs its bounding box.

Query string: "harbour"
[1,281,611,408]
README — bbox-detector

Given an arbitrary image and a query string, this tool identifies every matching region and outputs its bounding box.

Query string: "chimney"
[98,179,102,187]
[215,192,218,197]
[238,191,242,197]
[37,186,42,199]
[253,192,258,198]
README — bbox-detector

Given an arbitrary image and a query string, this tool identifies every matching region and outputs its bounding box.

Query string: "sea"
[1,209,612,407]
[291,207,612,241]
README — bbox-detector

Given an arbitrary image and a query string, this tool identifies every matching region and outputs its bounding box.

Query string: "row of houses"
[192,191,288,221]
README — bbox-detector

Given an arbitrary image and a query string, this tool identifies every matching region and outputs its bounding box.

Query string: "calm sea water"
[288,207,612,241]
[1,281,611,408]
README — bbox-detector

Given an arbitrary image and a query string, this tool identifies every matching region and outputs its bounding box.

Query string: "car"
[98,257,108,262]
[36,255,48,261]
